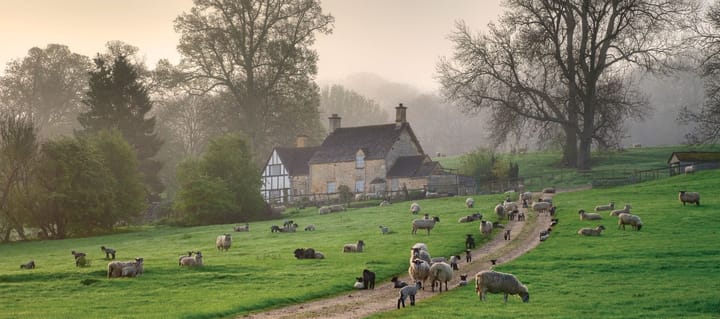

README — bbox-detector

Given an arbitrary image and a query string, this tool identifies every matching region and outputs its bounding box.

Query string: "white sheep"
[449,255,460,270]
[685,165,695,174]
[503,201,518,212]
[465,197,475,208]
[121,259,144,278]
[594,201,615,212]
[318,206,332,214]
[397,281,422,308]
[617,213,643,231]
[108,257,144,278]
[411,243,428,251]
[428,261,453,292]
[679,191,700,206]
[577,225,606,236]
[458,212,482,223]
[578,209,602,220]
[304,224,316,231]
[408,259,431,290]
[412,217,440,235]
[180,251,204,267]
[494,203,506,219]
[329,204,346,212]
[475,270,530,303]
[520,191,533,202]
[610,204,632,216]
[353,277,365,289]
[216,233,232,251]
[343,240,365,253]
[410,202,421,215]
[531,201,552,214]
[233,223,250,232]
[480,220,493,237]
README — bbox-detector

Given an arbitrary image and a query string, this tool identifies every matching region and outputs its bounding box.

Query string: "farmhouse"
[667,151,720,175]
[261,104,458,203]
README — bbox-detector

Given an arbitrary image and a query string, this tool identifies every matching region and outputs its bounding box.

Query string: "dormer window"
[356,150,365,169]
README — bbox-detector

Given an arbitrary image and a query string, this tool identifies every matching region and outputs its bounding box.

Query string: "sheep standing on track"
[480,220,493,237]
[465,234,476,249]
[449,255,460,270]
[610,204,632,216]
[465,197,475,208]
[466,249,472,263]
[410,202,421,215]
[578,225,606,236]
[100,246,116,259]
[578,209,602,220]
[494,203,506,220]
[179,251,203,266]
[503,229,511,241]
[411,247,432,264]
[503,201,518,214]
[397,281,422,308]
[594,201,615,212]
[618,213,643,231]
[20,260,35,269]
[428,262,453,292]
[408,259,431,290]
[475,270,530,303]
[532,201,552,214]
[216,233,232,251]
[679,191,700,206]
[521,191,533,202]
[412,216,440,235]
[362,269,376,289]
[233,223,250,232]
[343,240,365,253]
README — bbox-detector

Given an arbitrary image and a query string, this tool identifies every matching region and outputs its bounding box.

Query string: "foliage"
[459,148,518,182]
[320,84,389,128]
[337,184,352,205]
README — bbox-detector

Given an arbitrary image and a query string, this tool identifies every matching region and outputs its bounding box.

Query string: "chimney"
[395,103,407,125]
[296,134,308,148]
[328,113,341,132]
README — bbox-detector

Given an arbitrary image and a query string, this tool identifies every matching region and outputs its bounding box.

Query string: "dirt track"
[242,194,556,319]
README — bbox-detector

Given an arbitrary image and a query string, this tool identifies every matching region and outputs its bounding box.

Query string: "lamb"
[412,216,440,235]
[449,255,460,270]
[216,233,232,251]
[539,228,552,241]
[391,276,408,288]
[20,260,35,269]
[304,224,316,231]
[354,277,365,289]
[100,246,116,259]
[410,202,421,215]
[465,197,475,208]
[617,213,643,231]
[458,274,468,287]
[362,269,376,289]
[397,281,422,308]
[233,223,250,232]
[475,270,530,303]
[465,234,476,249]
[532,201,552,214]
[577,225,606,236]
[466,249,472,263]
[503,229,511,240]
[679,191,700,206]
[71,250,89,267]
[179,251,203,266]
[379,225,390,234]
[411,247,432,264]
[494,203,506,219]
[428,261,453,292]
[318,206,332,214]
[594,201,615,212]
[408,259,431,290]
[578,209,602,220]
[480,220,493,237]
[610,204,632,217]
[458,213,482,223]
[343,240,365,253]
[108,257,144,278]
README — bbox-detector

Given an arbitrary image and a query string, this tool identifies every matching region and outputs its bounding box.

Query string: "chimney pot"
[395,103,407,125]
[328,114,342,132]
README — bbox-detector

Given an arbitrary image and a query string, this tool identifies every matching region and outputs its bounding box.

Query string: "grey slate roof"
[387,155,440,177]
[667,151,720,164]
[274,146,319,176]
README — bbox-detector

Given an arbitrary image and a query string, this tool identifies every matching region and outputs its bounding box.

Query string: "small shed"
[667,151,720,175]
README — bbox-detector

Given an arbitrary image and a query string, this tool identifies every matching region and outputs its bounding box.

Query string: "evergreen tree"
[78,55,164,200]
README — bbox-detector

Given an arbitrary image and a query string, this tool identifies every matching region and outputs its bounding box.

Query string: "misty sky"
[0,0,503,92]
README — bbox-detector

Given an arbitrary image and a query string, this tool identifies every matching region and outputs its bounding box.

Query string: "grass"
[370,169,720,319]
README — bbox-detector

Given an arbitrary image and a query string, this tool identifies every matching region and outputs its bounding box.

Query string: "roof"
[309,122,424,164]
[274,146,319,176]
[387,155,441,177]
[667,151,720,164]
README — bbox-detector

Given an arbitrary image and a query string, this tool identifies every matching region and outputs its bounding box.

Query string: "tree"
[174,0,333,161]
[0,44,91,138]
[439,0,695,170]
[78,54,164,199]
[320,85,389,128]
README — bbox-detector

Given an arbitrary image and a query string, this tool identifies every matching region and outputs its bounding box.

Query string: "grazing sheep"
[412,216,440,235]
[354,277,365,289]
[100,246,116,259]
[449,255,460,270]
[233,223,250,232]
[465,234,476,249]
[121,259,144,278]
[458,274,468,287]
[577,225,606,236]
[363,269,376,289]
[391,276,408,288]
[428,262,453,292]
[610,204,632,217]
[578,209,602,220]
[379,225,390,234]
[410,202,421,215]
[594,201,615,212]
[318,206,332,214]
[179,251,203,267]
[216,233,232,251]
[20,260,35,269]
[618,213,643,231]
[71,251,89,267]
[494,203,506,220]
[397,281,422,308]
[343,240,365,253]
[465,197,475,208]
[458,212,482,223]
[480,220,493,237]
[304,224,316,231]
[108,257,144,278]
[679,191,700,206]
[475,270,530,303]
[379,200,391,206]
[532,201,552,214]
[408,259,431,290]
[503,229,511,241]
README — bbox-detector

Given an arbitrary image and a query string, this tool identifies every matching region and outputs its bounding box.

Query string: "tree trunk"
[561,124,578,168]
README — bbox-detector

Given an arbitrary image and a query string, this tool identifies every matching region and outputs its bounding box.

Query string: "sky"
[0,0,503,92]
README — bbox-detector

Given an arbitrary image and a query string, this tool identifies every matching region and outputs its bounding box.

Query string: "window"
[269,190,281,201]
[356,152,365,169]
[327,182,336,194]
[269,164,282,176]
[355,180,365,193]
[391,179,399,191]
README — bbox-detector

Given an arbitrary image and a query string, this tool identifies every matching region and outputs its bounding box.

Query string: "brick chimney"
[328,113,341,132]
[395,103,407,126]
[296,134,308,148]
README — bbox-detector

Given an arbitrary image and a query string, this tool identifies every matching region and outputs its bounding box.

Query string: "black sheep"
[362,269,376,289]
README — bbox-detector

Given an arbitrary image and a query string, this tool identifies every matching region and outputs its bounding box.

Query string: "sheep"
[216,233,232,251]
[425,190,440,198]
[550,218,559,227]
[100,246,116,259]
[475,270,530,303]
[431,256,448,264]
[354,277,365,289]
[428,262,453,292]
[465,197,475,208]
[343,240,365,253]
[71,251,89,267]
[685,165,695,174]
[411,247,432,264]
[329,204,346,212]
[458,274,468,287]
[449,255,460,270]
[410,202,421,215]
[397,281,422,308]
[391,276,408,288]
[594,201,615,212]
[304,224,316,231]
[362,269,376,289]
[502,201,518,213]
[412,216,440,235]
[466,249,472,263]
[379,200,391,206]
[532,201,552,214]
[617,213,643,231]
[492,221,505,229]
[20,260,35,269]
[577,225,606,236]
[233,223,250,232]
[480,220,493,237]
[408,259,431,290]
[108,257,144,278]
[318,206,332,214]
[542,187,556,194]
[179,251,203,266]
[465,234,476,249]
[578,209,602,220]
[354,193,365,201]
[679,191,700,206]
[379,225,390,235]
[540,228,552,241]
[120,259,144,278]
[503,229,511,241]
[412,243,428,251]
[458,212,482,223]
[494,203,506,219]
[610,204,632,217]
[520,191,533,202]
